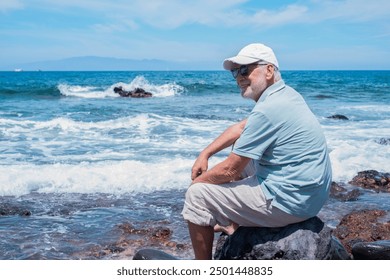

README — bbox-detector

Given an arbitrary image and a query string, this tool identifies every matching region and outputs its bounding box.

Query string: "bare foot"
[213,222,239,235]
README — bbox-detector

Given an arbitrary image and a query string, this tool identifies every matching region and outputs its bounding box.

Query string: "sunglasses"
[231,63,268,79]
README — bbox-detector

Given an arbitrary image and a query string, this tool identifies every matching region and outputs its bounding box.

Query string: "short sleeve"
[232,112,277,160]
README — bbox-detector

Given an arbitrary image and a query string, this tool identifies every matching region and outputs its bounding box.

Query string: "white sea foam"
[0,158,229,196]
[0,113,230,168]
[0,113,228,196]
[58,84,117,98]
[323,120,390,182]
[58,76,184,99]
[125,76,184,97]
[2,110,389,195]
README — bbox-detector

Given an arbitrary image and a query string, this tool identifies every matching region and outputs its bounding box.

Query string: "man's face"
[232,63,271,102]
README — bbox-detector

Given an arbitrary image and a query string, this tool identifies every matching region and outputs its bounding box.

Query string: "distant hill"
[2,56,218,71]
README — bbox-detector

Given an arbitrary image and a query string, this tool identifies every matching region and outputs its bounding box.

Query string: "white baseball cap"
[223,43,279,70]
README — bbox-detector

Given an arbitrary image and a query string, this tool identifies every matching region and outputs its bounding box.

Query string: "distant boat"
[14,68,23,72]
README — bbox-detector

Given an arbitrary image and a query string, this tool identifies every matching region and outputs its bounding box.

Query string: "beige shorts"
[182,165,306,228]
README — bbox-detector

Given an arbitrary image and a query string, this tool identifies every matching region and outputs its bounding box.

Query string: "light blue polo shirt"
[232,80,332,218]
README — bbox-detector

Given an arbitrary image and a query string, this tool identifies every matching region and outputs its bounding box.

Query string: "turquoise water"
[0,70,389,259]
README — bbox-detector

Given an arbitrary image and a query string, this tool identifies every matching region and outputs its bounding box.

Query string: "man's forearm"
[201,119,247,158]
[191,119,247,180]
[192,153,251,185]
[193,161,238,185]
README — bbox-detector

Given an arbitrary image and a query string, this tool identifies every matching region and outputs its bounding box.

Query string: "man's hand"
[190,119,247,181]
[191,153,209,180]
[192,153,251,185]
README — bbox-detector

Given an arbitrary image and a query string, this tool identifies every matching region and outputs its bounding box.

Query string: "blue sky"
[1,0,390,70]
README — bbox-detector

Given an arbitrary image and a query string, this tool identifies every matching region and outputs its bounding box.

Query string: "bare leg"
[188,222,214,260]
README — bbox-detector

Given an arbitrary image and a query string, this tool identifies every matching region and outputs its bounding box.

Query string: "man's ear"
[266,64,275,80]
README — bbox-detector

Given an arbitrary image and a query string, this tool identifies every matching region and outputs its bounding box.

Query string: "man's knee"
[185,183,208,203]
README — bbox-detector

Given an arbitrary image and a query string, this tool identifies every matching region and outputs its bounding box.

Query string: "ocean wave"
[0,113,230,136]
[338,104,390,113]
[0,158,197,196]
[0,85,61,98]
[324,120,390,182]
[58,75,184,98]
[0,113,231,167]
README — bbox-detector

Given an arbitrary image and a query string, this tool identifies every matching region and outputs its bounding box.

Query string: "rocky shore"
[1,170,389,260]
[131,170,390,260]
[83,222,192,259]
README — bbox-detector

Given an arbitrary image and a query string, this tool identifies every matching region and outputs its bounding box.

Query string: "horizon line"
[1,69,390,72]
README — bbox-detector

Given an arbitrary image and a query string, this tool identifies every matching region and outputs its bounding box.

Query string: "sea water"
[0,70,389,259]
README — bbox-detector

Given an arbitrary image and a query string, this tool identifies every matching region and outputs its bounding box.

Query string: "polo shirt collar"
[258,80,286,103]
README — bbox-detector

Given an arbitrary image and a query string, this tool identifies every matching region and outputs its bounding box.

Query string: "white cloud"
[0,0,23,12]
[250,4,308,27]
[92,19,138,33]
[121,0,390,28]
[283,45,390,70]
[2,0,389,68]
[109,0,249,29]
[302,0,390,23]
[22,0,248,28]
[238,1,390,28]
[14,0,390,29]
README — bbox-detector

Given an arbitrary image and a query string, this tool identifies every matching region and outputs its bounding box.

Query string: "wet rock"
[20,210,32,216]
[352,240,390,260]
[113,86,152,98]
[326,114,349,120]
[150,227,172,239]
[214,216,350,260]
[333,209,390,258]
[330,181,362,201]
[118,223,149,235]
[117,223,172,240]
[133,248,179,260]
[92,222,191,260]
[349,170,390,193]
[376,138,390,145]
[0,204,32,216]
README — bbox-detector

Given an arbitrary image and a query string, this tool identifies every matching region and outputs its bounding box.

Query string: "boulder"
[113,86,152,98]
[214,216,350,260]
[0,203,32,216]
[351,240,390,260]
[349,170,390,193]
[376,138,390,145]
[326,114,349,120]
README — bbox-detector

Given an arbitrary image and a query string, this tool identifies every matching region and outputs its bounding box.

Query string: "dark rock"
[349,170,390,193]
[330,181,362,201]
[0,204,32,216]
[333,209,390,258]
[214,216,350,260]
[133,248,179,260]
[20,210,32,216]
[352,240,390,260]
[376,138,390,145]
[326,114,349,120]
[113,86,152,98]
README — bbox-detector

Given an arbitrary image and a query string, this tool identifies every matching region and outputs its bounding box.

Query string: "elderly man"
[182,43,332,259]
